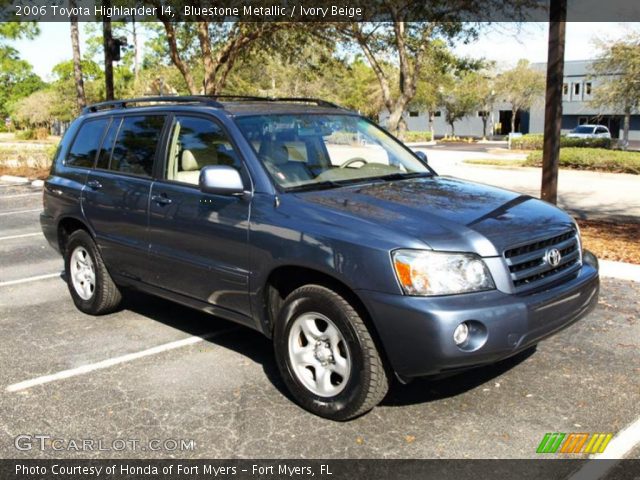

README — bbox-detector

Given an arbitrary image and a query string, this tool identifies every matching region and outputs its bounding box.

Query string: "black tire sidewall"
[64,230,101,314]
[274,287,369,419]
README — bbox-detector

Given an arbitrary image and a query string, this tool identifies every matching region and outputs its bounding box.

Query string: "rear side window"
[66,119,109,168]
[95,118,121,170]
[110,115,165,177]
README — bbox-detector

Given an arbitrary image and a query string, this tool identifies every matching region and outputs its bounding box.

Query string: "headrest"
[181,150,198,171]
[261,141,289,165]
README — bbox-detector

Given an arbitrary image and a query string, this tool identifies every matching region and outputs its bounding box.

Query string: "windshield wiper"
[285,180,345,193]
[377,171,432,182]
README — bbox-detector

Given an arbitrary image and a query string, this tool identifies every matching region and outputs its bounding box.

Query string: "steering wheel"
[340,157,369,169]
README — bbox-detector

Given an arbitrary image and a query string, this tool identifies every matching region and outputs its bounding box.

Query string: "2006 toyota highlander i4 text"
[41,96,600,420]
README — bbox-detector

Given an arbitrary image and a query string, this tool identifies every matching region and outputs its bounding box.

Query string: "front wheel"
[274,285,389,420]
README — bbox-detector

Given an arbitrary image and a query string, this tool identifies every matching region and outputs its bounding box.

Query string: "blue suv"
[41,96,599,420]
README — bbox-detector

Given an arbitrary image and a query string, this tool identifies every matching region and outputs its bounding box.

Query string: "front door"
[147,114,252,318]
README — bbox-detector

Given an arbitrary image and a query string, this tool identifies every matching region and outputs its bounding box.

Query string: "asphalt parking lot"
[0,179,638,459]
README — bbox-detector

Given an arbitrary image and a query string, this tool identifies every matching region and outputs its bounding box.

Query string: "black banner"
[2,459,640,480]
[2,0,640,22]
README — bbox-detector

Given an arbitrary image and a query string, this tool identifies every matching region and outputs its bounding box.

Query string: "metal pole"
[541,0,567,204]
[102,0,114,101]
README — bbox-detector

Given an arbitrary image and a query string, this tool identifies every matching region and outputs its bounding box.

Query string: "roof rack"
[205,95,342,109]
[83,95,344,114]
[82,96,223,114]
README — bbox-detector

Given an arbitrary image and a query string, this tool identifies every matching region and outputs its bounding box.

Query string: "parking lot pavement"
[1,181,639,459]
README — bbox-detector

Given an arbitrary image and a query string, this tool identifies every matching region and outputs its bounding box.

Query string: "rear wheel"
[274,285,389,420]
[64,230,122,315]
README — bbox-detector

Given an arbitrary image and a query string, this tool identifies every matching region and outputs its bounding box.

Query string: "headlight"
[392,250,495,296]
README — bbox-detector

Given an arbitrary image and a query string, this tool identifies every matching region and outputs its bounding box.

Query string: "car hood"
[295,176,575,256]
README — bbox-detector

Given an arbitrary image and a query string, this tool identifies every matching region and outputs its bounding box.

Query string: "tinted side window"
[96,117,121,170]
[110,115,165,177]
[166,116,242,185]
[66,119,109,167]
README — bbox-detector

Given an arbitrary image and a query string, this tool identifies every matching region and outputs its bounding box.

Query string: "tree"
[69,0,86,110]
[495,59,545,133]
[12,90,57,129]
[589,34,640,149]
[146,10,286,95]
[333,21,476,134]
[440,72,485,136]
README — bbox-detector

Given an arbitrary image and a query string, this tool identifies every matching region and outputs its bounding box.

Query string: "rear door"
[83,114,167,281]
[147,113,252,318]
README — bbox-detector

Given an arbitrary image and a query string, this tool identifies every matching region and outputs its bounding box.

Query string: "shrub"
[511,134,612,150]
[15,129,36,140]
[524,148,640,174]
[400,131,432,142]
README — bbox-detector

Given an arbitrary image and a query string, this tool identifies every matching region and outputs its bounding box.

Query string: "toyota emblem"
[545,248,562,267]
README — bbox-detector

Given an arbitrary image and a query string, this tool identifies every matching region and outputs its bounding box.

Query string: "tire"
[64,229,122,315]
[274,284,389,420]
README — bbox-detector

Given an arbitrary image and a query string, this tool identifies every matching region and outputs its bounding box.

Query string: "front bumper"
[357,262,599,378]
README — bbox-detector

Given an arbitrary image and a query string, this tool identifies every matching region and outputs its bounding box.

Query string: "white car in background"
[566,124,612,139]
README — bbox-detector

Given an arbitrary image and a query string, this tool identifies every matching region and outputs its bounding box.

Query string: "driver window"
[166,116,242,185]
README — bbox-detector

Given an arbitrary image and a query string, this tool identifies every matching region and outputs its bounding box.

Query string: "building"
[380,60,640,141]
[528,60,640,141]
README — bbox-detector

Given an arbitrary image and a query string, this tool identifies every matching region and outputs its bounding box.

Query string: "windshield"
[572,126,595,134]
[234,114,430,191]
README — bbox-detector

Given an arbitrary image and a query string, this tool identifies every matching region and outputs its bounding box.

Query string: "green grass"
[525,148,640,174]
[463,158,526,167]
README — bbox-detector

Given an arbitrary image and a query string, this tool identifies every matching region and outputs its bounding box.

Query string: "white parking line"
[6,328,237,393]
[0,208,41,216]
[0,232,42,241]
[568,417,640,479]
[0,192,41,199]
[0,272,61,287]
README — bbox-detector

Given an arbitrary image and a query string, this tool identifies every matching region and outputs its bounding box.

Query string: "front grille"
[504,229,581,292]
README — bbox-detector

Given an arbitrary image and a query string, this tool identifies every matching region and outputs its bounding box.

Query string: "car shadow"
[119,289,292,399]
[381,347,537,407]
[119,289,537,409]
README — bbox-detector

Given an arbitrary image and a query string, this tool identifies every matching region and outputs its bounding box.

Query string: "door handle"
[152,194,172,205]
[87,180,102,190]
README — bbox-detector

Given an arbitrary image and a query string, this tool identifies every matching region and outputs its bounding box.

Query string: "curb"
[0,175,43,188]
[599,260,640,282]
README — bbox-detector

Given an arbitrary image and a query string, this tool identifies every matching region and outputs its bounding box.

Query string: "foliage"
[12,90,57,128]
[0,48,45,119]
[511,134,612,150]
[495,59,545,133]
[440,71,487,135]
[589,34,640,146]
[400,131,433,142]
[525,148,640,174]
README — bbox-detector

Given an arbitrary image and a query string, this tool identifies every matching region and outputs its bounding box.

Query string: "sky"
[8,22,640,80]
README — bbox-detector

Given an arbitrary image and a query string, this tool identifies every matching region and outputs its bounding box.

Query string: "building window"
[562,83,568,95]
[433,111,441,117]
[409,111,419,117]
[477,111,489,117]
[573,83,581,96]
[585,82,592,95]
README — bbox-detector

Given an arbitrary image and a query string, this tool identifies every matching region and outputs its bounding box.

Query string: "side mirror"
[199,165,245,196]
[414,150,428,164]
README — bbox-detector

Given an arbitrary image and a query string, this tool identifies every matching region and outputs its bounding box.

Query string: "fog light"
[453,322,469,346]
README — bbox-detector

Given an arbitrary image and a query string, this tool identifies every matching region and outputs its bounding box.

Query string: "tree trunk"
[623,108,631,150]
[429,112,435,141]
[511,107,517,134]
[132,17,140,83]
[449,121,455,136]
[541,0,566,205]
[481,116,488,139]
[69,0,85,111]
